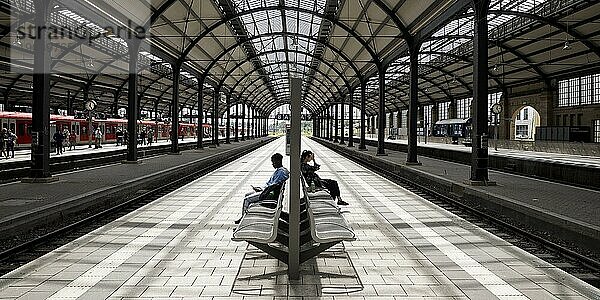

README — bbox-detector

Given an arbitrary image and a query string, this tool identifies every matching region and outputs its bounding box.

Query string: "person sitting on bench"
[235,153,289,224]
[301,150,349,206]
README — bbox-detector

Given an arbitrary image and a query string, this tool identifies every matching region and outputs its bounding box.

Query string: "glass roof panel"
[408,0,548,77]
[231,0,326,101]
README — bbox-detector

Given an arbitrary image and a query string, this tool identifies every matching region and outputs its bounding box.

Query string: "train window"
[81,127,87,135]
[27,125,32,136]
[9,123,15,133]
[17,123,25,136]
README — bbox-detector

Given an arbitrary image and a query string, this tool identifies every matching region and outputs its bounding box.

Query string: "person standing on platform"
[6,129,16,159]
[69,131,77,150]
[53,130,64,155]
[0,129,6,159]
[94,127,102,149]
[147,129,154,146]
[123,130,129,146]
[235,153,290,224]
[301,150,348,205]
[140,130,146,146]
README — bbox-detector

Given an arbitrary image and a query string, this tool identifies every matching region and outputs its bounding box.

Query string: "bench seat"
[302,177,355,244]
[232,183,286,244]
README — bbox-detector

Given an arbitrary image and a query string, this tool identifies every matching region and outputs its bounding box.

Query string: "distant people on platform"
[147,129,154,146]
[116,129,124,146]
[53,130,64,155]
[140,130,147,146]
[123,130,129,146]
[69,131,77,150]
[62,128,70,151]
[6,129,16,159]
[0,128,6,159]
[94,127,103,149]
[301,150,349,206]
[235,153,290,224]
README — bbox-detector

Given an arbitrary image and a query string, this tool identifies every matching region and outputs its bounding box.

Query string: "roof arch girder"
[185,5,381,75]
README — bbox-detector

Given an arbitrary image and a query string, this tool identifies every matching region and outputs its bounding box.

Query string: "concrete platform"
[0,137,598,299]
[0,138,273,242]
[0,138,199,165]
[354,137,600,191]
[316,137,600,255]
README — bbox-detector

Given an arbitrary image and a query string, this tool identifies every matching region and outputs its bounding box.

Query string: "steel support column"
[340,99,345,145]
[377,67,387,156]
[212,91,219,147]
[225,94,231,144]
[235,103,239,142]
[246,107,251,139]
[470,0,492,184]
[327,107,331,140]
[241,104,245,141]
[171,64,180,153]
[197,78,204,150]
[333,104,339,143]
[28,0,52,180]
[126,39,141,162]
[348,91,354,147]
[407,44,421,165]
[359,80,367,150]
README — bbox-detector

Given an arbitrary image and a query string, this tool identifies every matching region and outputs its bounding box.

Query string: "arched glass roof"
[0,0,598,118]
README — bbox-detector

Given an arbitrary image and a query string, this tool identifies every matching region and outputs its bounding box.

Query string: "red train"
[0,112,211,147]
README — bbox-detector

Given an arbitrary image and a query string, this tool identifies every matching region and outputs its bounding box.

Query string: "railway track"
[0,138,272,276]
[318,140,600,288]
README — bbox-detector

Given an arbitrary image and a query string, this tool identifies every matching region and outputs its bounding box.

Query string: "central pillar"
[288,77,301,280]
[470,0,494,185]
[377,66,387,156]
[407,44,421,165]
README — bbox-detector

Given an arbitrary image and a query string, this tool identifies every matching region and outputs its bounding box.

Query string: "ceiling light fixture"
[563,40,571,51]
[13,36,22,46]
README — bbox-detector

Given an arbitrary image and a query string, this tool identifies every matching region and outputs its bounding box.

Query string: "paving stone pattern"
[0,137,598,299]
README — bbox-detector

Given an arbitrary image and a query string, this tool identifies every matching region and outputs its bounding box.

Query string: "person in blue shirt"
[235,153,289,224]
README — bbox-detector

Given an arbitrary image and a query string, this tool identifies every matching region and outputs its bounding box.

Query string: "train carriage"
[0,111,212,148]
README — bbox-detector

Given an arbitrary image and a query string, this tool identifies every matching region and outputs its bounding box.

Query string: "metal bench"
[232,182,286,244]
[301,177,355,244]
[231,177,355,265]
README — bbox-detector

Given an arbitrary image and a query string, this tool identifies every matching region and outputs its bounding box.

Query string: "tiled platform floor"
[0,137,598,299]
